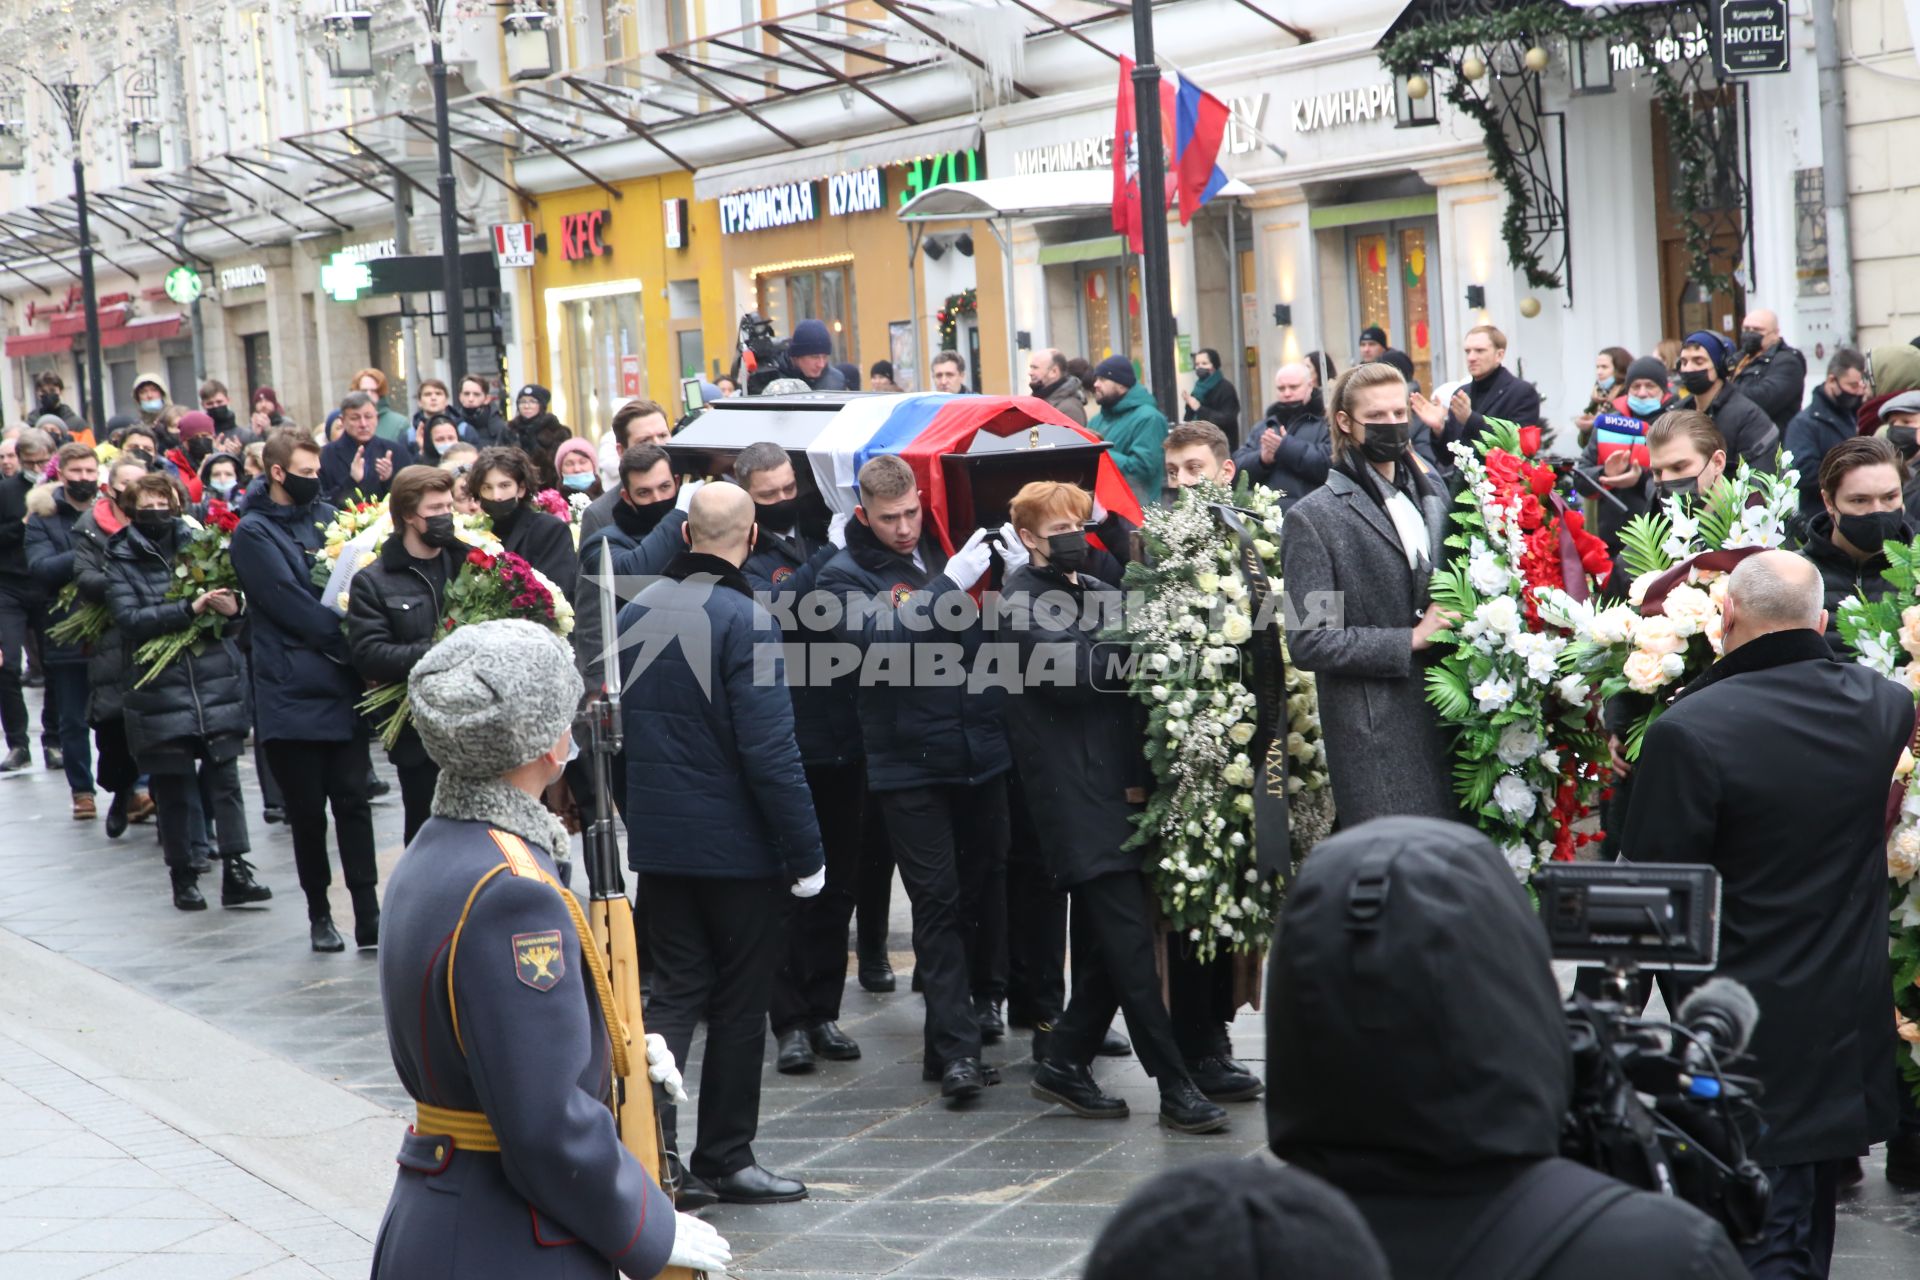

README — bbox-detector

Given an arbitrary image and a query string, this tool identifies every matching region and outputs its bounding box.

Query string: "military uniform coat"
[373,814,676,1280]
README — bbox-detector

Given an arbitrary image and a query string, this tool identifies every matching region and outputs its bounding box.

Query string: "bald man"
[1730,306,1808,432]
[617,478,825,1206]
[1027,347,1087,426]
[1624,549,1910,1279]
[1231,362,1334,509]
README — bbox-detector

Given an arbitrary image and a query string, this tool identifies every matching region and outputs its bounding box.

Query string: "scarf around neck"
[1191,370,1224,402]
[432,772,572,865]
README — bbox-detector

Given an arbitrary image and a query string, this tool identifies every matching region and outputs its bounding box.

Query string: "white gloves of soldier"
[996,522,1029,574]
[645,1032,688,1105]
[667,1210,731,1273]
[675,478,707,512]
[944,526,994,591]
[827,511,850,549]
[791,866,826,899]
[1090,495,1107,525]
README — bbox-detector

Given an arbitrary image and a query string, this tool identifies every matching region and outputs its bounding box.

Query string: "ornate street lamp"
[323,9,376,79]
[1569,31,1616,95]
[503,9,556,82]
[127,119,162,168]
[1395,66,1439,128]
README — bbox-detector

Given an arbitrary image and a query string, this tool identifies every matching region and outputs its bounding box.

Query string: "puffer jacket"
[815,518,1011,792]
[72,497,131,723]
[103,519,251,761]
[346,534,470,767]
[23,484,88,664]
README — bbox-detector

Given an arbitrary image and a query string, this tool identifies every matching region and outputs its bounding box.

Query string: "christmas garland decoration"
[1380,3,1739,297]
[934,288,977,351]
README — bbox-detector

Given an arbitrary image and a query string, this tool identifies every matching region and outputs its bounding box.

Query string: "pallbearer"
[370,619,728,1278]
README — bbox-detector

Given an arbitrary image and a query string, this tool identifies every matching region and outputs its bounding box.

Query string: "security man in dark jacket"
[1267,816,1748,1280]
[816,453,1011,1102]
[619,483,824,1206]
[1677,331,1779,475]
[1783,348,1868,526]
[1729,308,1809,432]
[346,465,473,843]
[999,480,1226,1136]
[374,619,726,1279]
[1233,361,1332,508]
[1625,551,1912,1278]
[232,429,377,953]
[319,391,413,506]
[1431,324,1541,455]
[24,443,101,813]
[1796,436,1909,658]
[734,443,875,1071]
[0,426,53,772]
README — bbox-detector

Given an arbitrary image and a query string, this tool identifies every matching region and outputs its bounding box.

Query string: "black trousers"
[395,757,438,846]
[1167,938,1239,1062]
[263,737,377,919]
[875,777,1010,1067]
[93,716,138,797]
[1005,777,1068,1021]
[1741,1159,1838,1280]
[770,761,870,1035]
[1051,871,1185,1081]
[855,802,894,957]
[44,662,93,794]
[640,873,786,1181]
[151,753,247,871]
[253,734,283,809]
[0,588,52,750]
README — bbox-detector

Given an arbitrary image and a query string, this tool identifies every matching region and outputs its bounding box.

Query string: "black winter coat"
[103,520,251,765]
[492,505,578,614]
[318,431,413,506]
[514,413,573,490]
[455,403,514,448]
[1730,340,1808,431]
[816,519,1011,793]
[1233,401,1332,509]
[742,525,859,768]
[1800,513,1905,657]
[1623,629,1912,1166]
[999,561,1147,889]
[1438,365,1541,456]
[1698,384,1779,475]
[23,487,87,663]
[0,472,41,600]
[71,502,130,723]
[1267,817,1747,1280]
[1183,375,1243,450]
[1783,385,1856,520]
[346,535,469,767]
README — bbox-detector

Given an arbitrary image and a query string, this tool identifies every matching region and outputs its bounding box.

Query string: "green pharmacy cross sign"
[163,265,203,305]
[320,252,374,303]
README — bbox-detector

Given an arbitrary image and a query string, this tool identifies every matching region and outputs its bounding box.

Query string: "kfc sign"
[562,210,611,261]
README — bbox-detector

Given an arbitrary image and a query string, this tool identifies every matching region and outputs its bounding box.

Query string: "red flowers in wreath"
[1483,447,1615,624]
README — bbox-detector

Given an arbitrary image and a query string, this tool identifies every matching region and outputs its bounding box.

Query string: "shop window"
[367,316,407,409]
[1346,219,1441,392]
[108,361,137,418]
[559,291,644,435]
[757,263,856,365]
[243,333,274,399]
[164,351,196,409]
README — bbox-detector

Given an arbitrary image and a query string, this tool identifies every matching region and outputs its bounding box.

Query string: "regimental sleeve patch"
[512,930,566,991]
[890,583,914,609]
[770,566,793,584]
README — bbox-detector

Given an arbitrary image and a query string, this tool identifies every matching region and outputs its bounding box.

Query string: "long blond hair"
[1326,361,1408,463]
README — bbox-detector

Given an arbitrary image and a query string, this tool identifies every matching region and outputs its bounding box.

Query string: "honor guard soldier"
[371,619,729,1278]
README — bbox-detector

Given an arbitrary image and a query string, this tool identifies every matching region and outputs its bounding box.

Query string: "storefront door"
[1073,260,1142,367]
[1346,219,1441,392]
[757,262,856,365]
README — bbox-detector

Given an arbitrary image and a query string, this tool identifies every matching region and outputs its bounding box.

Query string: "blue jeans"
[44,662,92,794]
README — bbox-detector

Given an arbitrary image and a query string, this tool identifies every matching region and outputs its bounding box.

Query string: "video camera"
[1535,862,1771,1246]
[732,311,789,396]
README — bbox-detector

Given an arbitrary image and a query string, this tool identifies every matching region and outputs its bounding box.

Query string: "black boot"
[1187,1054,1264,1102]
[973,997,1005,1043]
[220,856,273,907]
[171,869,206,912]
[1099,1026,1133,1057]
[776,1028,816,1074]
[310,916,346,953]
[351,886,380,948]
[857,942,896,993]
[105,791,130,840]
[1031,1060,1128,1119]
[1159,1078,1229,1134]
[941,1057,986,1102]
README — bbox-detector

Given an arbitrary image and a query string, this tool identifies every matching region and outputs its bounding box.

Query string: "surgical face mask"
[1044,530,1089,574]
[1627,394,1664,418]
[562,472,595,492]
[1657,475,1700,501]
[481,497,522,527]
[420,513,459,548]
[208,477,236,498]
[139,397,164,414]
[132,509,171,535]
[756,495,799,533]
[1837,509,1904,555]
[1358,418,1412,464]
[1596,375,1616,392]
[1678,369,1715,396]
[563,733,580,765]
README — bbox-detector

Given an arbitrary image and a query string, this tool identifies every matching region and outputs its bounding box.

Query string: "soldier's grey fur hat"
[409,619,583,777]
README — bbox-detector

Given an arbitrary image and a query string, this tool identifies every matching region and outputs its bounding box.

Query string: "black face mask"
[614,496,671,539]
[1657,475,1700,500]
[132,509,171,536]
[64,479,96,504]
[756,496,799,533]
[1045,530,1089,574]
[482,497,523,529]
[279,472,321,506]
[1888,427,1919,460]
[208,405,236,430]
[186,437,213,463]
[1831,390,1863,417]
[1837,509,1905,555]
[420,513,459,548]
[37,391,59,411]
[1678,368,1716,396]
[1358,419,1412,464]
[1270,398,1314,428]
[1739,329,1764,355]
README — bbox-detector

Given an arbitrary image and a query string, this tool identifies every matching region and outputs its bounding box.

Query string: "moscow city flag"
[1112,58,1232,251]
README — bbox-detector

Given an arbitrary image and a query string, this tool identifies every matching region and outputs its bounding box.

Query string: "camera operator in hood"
[1267,816,1746,1280]
[771,320,847,392]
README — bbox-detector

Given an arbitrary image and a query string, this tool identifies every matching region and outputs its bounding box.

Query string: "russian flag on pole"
[1169,70,1230,224]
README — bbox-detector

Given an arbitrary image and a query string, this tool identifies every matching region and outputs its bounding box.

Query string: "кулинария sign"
[1717,0,1790,76]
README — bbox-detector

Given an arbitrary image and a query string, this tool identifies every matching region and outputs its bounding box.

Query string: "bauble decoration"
[1406,72,1430,100]
[1461,54,1487,81]
[1518,296,1543,319]
[1523,45,1550,73]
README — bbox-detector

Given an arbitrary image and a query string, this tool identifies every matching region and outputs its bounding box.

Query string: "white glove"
[645,1031,688,1104]
[666,1210,731,1273]
[674,477,707,512]
[828,511,850,549]
[1090,495,1107,525]
[996,522,1029,573]
[791,866,826,899]
[943,526,994,591]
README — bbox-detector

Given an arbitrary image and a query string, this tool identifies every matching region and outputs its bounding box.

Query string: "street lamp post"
[24,73,117,432]
[425,1,466,384]
[1129,3,1177,422]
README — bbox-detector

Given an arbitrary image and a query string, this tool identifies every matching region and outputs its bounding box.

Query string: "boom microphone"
[1676,976,1759,1076]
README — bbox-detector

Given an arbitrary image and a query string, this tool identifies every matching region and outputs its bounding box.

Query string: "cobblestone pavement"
[1,688,1918,1277]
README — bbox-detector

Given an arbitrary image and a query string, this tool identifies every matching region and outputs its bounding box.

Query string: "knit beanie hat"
[409,620,583,777]
[1083,1158,1390,1280]
[1093,354,1137,389]
[552,437,598,475]
[788,319,833,358]
[516,384,552,411]
[1683,331,1732,376]
[176,411,216,440]
[1625,355,1671,389]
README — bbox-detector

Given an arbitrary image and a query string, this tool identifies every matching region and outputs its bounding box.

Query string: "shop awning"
[5,332,73,358]
[896,169,1253,223]
[105,314,185,347]
[692,121,984,202]
[48,303,128,337]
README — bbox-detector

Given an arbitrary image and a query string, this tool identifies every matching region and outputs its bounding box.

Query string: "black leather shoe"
[310,917,346,953]
[351,887,380,947]
[1099,1026,1133,1057]
[857,946,896,993]
[1886,1134,1920,1189]
[43,746,63,771]
[1030,1023,1053,1064]
[974,998,1005,1043]
[0,746,29,772]
[187,850,213,875]
[1031,1060,1128,1119]
[220,856,273,907]
[262,805,284,825]
[171,870,206,912]
[776,1028,816,1074]
[807,1021,861,1061]
[1188,1054,1264,1102]
[1159,1078,1230,1134]
[1837,1156,1865,1191]
[104,792,129,840]
[368,777,392,798]
[941,1056,986,1102]
[709,1163,808,1205]
[665,1153,720,1210]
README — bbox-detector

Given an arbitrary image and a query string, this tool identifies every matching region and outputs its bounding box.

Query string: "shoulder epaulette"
[488,829,541,879]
